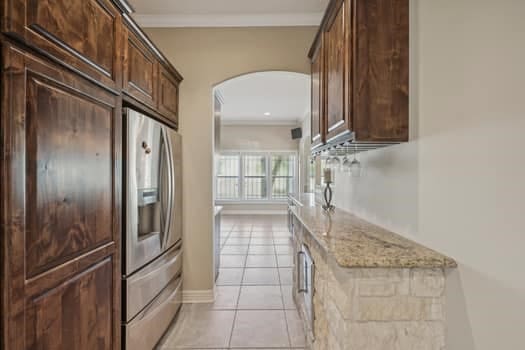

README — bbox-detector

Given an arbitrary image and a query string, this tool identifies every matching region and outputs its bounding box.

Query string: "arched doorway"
[211,71,311,278]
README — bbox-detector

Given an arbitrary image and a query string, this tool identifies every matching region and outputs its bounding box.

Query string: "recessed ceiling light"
[264,112,271,116]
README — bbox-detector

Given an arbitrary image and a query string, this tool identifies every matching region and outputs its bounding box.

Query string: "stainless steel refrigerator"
[122,108,183,350]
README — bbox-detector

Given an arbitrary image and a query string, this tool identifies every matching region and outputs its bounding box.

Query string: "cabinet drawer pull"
[297,251,307,293]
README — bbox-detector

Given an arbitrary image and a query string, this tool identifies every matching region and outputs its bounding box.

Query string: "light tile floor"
[159,215,305,350]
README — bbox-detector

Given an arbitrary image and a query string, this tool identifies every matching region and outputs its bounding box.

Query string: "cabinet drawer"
[2,0,123,90]
[158,64,180,124]
[123,24,158,108]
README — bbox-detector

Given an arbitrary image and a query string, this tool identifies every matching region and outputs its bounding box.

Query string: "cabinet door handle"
[304,261,309,294]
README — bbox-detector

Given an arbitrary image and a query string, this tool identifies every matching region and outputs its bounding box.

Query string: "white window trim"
[242,151,268,201]
[268,151,296,201]
[216,152,242,201]
[216,150,298,203]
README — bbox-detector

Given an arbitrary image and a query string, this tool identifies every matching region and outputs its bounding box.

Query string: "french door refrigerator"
[122,108,183,350]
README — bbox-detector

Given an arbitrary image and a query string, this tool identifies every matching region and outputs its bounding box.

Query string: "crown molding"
[134,12,324,28]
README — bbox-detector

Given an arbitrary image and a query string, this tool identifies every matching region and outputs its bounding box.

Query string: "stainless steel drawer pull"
[297,251,307,293]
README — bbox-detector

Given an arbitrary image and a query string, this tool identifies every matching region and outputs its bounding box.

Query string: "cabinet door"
[1,43,121,350]
[353,0,409,142]
[123,25,158,108]
[324,0,350,141]
[310,37,324,149]
[1,0,123,90]
[158,64,180,125]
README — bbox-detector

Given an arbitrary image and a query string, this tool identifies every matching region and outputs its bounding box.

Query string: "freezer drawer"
[124,241,182,321]
[124,275,182,350]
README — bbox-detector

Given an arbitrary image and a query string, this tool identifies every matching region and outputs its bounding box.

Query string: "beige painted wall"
[145,27,317,292]
[331,0,525,348]
[220,124,299,151]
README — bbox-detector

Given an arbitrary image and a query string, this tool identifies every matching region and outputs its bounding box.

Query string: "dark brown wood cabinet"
[123,23,158,108]
[122,16,183,125]
[1,42,121,350]
[1,0,123,91]
[1,2,182,350]
[324,0,349,142]
[310,37,324,149]
[353,0,409,142]
[310,0,409,150]
[158,64,181,125]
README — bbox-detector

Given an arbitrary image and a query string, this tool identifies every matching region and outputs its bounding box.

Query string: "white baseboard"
[182,289,215,303]
[222,210,287,215]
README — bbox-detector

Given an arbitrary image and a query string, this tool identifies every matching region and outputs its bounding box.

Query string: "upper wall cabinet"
[1,0,123,91]
[123,22,159,109]
[158,64,181,124]
[324,0,350,143]
[122,16,183,125]
[310,0,409,151]
[353,0,409,142]
[310,37,324,149]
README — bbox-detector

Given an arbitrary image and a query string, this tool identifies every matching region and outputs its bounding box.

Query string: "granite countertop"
[289,193,457,269]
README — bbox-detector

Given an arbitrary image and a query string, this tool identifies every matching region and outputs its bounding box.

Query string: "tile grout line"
[216,218,296,349]
[226,227,250,349]
[275,233,292,349]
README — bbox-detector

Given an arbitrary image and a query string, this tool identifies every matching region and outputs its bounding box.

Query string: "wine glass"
[325,150,340,171]
[350,153,362,177]
[342,154,352,173]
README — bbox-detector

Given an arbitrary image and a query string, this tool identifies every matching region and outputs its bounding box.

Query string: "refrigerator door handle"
[162,127,175,249]
[160,128,173,249]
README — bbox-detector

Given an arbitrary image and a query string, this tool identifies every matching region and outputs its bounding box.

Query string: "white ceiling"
[130,0,329,27]
[216,71,310,126]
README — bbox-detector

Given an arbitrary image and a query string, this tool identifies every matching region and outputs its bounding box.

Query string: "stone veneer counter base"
[289,194,458,350]
[289,193,456,268]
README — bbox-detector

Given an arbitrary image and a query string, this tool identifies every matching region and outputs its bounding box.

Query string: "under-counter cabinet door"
[310,37,324,149]
[123,24,158,108]
[353,0,409,142]
[324,0,351,142]
[1,0,123,91]
[158,64,181,125]
[1,43,121,350]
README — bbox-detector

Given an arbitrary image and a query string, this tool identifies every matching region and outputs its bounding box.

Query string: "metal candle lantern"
[322,168,335,212]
